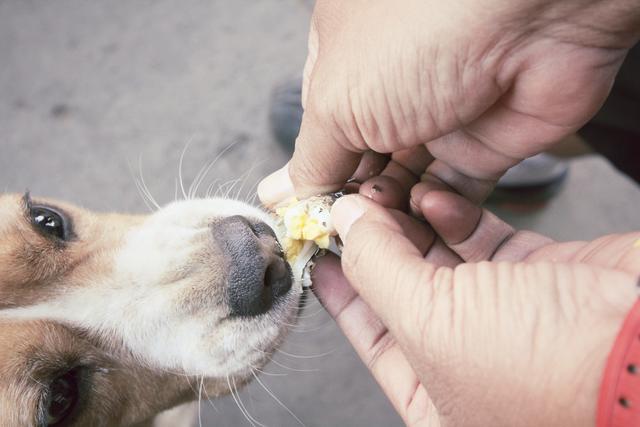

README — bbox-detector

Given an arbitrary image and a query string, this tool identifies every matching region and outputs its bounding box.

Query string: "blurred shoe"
[490,153,569,210]
[269,78,303,154]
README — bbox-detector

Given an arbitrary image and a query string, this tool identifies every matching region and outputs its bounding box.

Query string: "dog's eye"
[46,370,79,426]
[31,206,67,241]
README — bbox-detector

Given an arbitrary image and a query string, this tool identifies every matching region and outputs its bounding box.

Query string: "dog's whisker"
[250,348,319,373]
[189,141,240,200]
[288,321,333,338]
[198,374,204,427]
[274,347,336,360]
[137,156,161,210]
[227,374,258,427]
[269,317,328,332]
[221,178,238,199]
[293,306,327,320]
[285,322,333,334]
[234,160,266,201]
[223,177,243,200]
[251,370,306,427]
[233,374,267,427]
[298,299,323,314]
[132,176,156,212]
[177,137,194,201]
[127,159,158,212]
[201,379,220,413]
[205,179,221,199]
[188,158,212,201]
[249,364,288,377]
[233,170,254,201]
[214,178,238,198]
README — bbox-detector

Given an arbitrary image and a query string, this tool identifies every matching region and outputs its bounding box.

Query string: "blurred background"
[1,1,638,426]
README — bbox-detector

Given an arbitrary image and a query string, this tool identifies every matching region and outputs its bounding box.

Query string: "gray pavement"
[1,1,639,427]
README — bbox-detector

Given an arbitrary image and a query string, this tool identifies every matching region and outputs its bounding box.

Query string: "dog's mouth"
[268,195,338,287]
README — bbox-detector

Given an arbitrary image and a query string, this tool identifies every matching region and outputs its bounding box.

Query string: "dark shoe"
[489,153,569,210]
[268,78,303,154]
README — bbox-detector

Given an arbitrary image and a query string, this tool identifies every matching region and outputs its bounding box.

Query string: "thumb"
[258,108,362,206]
[332,194,436,341]
[258,28,362,205]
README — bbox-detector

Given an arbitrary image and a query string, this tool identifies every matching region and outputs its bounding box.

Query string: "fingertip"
[409,176,452,217]
[331,194,368,239]
[420,191,482,245]
[359,175,406,210]
[311,253,358,316]
[258,164,295,207]
[289,119,363,198]
[351,151,389,183]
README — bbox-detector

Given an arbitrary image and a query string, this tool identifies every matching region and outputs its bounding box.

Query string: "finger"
[359,175,407,210]
[426,129,520,181]
[422,159,497,204]
[359,161,416,211]
[258,127,363,206]
[351,151,390,183]
[409,175,453,217]
[331,195,435,337]
[391,145,434,176]
[312,254,439,426]
[421,191,553,262]
[389,207,463,266]
[388,209,436,256]
[423,237,464,268]
[257,153,379,209]
[259,151,388,208]
[359,146,431,211]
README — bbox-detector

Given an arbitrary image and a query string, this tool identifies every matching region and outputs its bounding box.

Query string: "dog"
[0,192,303,426]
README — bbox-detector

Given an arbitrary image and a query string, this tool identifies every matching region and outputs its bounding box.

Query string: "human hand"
[311,192,640,426]
[259,0,640,207]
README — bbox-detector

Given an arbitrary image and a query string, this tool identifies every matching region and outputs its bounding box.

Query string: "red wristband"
[598,298,640,427]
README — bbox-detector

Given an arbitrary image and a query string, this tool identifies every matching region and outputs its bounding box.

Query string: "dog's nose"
[212,215,292,317]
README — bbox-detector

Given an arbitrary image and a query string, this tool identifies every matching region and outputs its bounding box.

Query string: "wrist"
[537,284,638,427]
[598,298,640,427]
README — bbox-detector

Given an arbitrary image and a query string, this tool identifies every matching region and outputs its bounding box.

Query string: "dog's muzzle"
[212,215,292,317]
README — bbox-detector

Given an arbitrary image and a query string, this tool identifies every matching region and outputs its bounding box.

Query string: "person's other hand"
[259,0,640,207]
[312,192,640,426]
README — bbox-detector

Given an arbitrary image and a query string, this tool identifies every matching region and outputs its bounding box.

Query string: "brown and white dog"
[0,192,303,426]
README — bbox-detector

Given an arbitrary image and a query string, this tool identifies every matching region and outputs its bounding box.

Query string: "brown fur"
[0,193,270,426]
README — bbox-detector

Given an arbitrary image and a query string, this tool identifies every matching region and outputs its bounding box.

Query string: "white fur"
[0,198,302,377]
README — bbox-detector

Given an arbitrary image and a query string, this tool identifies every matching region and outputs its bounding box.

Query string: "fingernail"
[331,195,367,239]
[258,164,295,207]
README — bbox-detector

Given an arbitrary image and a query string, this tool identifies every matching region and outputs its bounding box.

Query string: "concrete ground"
[1,1,639,426]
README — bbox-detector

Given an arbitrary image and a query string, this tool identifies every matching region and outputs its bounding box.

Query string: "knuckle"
[289,148,325,188]
[365,329,396,371]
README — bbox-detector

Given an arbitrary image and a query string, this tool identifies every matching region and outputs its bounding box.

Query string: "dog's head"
[0,193,303,426]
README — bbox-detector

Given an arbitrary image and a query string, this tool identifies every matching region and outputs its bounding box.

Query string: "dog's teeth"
[272,195,337,287]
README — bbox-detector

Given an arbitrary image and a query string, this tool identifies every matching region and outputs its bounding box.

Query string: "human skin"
[257,0,640,425]
[315,191,640,427]
[258,0,640,206]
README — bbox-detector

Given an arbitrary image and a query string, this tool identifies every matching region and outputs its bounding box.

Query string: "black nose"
[212,215,292,317]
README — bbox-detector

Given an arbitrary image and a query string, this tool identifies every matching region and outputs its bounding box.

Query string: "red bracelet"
[598,298,640,427]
